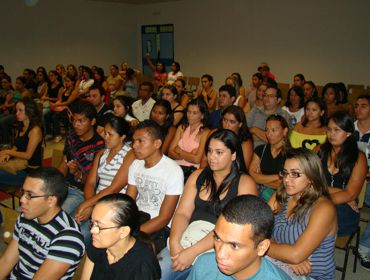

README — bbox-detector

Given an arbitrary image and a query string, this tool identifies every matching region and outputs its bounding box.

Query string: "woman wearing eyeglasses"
[267,148,337,279]
[249,114,290,202]
[81,193,161,280]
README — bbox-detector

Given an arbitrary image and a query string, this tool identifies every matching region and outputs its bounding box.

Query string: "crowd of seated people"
[1,61,370,279]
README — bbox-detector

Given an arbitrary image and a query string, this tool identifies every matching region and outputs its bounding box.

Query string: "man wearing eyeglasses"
[246,84,290,148]
[0,167,85,280]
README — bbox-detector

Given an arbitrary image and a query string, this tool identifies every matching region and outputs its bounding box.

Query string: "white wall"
[1,0,369,88]
[134,0,370,87]
[0,0,137,79]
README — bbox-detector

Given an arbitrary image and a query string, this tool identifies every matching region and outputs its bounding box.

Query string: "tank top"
[190,173,240,224]
[272,197,336,279]
[176,125,202,168]
[14,126,42,167]
[47,83,61,99]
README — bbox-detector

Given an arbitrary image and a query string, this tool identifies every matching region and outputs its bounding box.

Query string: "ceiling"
[89,0,183,4]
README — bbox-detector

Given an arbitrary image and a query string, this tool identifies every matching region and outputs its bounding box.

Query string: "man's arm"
[0,239,19,279]
[33,259,71,280]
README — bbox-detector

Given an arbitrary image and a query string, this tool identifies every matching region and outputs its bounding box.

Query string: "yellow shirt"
[289,130,327,150]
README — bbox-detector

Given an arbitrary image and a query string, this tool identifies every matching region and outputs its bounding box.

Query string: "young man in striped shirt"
[0,167,85,279]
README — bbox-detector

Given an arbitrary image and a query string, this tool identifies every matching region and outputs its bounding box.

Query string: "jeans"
[364,183,370,206]
[61,186,84,217]
[0,169,27,187]
[360,220,370,254]
[158,247,191,280]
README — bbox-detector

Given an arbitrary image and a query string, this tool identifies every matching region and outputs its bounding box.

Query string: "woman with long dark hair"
[81,194,161,280]
[160,129,257,280]
[318,111,367,236]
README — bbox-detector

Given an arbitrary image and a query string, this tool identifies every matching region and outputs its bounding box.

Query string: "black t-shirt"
[97,104,113,127]
[87,239,161,280]
[254,144,286,175]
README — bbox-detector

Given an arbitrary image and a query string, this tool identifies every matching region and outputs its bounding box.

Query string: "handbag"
[0,158,28,175]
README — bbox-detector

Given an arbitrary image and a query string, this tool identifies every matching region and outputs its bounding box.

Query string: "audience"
[318,111,367,236]
[322,82,342,118]
[145,54,168,88]
[132,82,156,122]
[267,148,337,279]
[112,95,137,126]
[123,68,139,100]
[161,84,184,126]
[208,85,236,129]
[81,193,161,280]
[194,74,217,111]
[106,65,123,95]
[78,66,94,97]
[245,72,263,109]
[282,86,305,127]
[0,167,85,279]
[167,61,183,85]
[249,114,290,202]
[160,130,257,280]
[303,80,318,102]
[292,73,305,88]
[225,76,246,109]
[188,195,290,280]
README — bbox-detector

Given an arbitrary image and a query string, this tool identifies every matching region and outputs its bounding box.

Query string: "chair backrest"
[316,85,324,96]
[358,181,367,209]
[348,84,365,104]
[187,76,200,92]
[52,149,64,168]
[277,83,290,103]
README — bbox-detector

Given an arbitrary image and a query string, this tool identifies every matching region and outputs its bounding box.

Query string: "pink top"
[176,125,202,168]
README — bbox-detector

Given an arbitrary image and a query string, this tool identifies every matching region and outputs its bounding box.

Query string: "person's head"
[81,66,92,80]
[214,195,274,279]
[161,85,178,104]
[156,61,166,73]
[326,111,355,148]
[206,129,245,174]
[276,148,329,221]
[104,116,130,149]
[138,82,154,101]
[21,167,67,221]
[355,94,370,121]
[174,78,186,94]
[221,105,251,142]
[22,68,33,81]
[225,76,238,90]
[55,64,65,76]
[1,76,11,90]
[110,65,119,76]
[303,81,318,101]
[64,74,77,90]
[15,76,27,91]
[171,61,180,73]
[231,73,243,87]
[132,120,163,160]
[258,65,270,78]
[265,114,289,147]
[36,70,48,83]
[126,68,136,80]
[70,101,97,137]
[67,64,78,77]
[262,85,282,111]
[150,99,173,129]
[218,85,236,109]
[285,86,304,109]
[256,82,268,100]
[93,67,105,84]
[293,74,305,87]
[48,70,60,84]
[15,97,41,128]
[322,83,340,105]
[113,95,133,118]
[88,86,105,108]
[336,82,348,104]
[90,193,140,249]
[251,72,263,88]
[0,65,4,73]
[201,74,213,89]
[302,97,326,127]
[185,98,209,128]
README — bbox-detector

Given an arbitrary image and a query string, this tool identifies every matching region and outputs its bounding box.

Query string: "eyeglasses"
[279,170,304,179]
[20,189,51,200]
[89,221,121,233]
[263,93,277,99]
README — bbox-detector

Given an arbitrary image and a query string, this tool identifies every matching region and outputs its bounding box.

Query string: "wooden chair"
[277,83,290,103]
[347,84,365,104]
[187,76,200,92]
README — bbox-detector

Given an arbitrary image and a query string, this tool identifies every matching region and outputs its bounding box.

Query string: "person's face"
[304,101,324,122]
[171,63,177,72]
[93,72,101,81]
[121,63,128,71]
[303,83,314,100]
[282,158,311,198]
[187,104,203,125]
[289,90,301,106]
[104,123,125,150]
[260,68,268,77]
[324,88,336,104]
[162,88,175,103]
[132,128,161,160]
[15,79,25,91]
[113,100,127,117]
[23,70,30,80]
[355,98,370,121]
[1,79,10,90]
[174,80,184,93]
[252,76,260,88]
[90,203,125,249]
[48,72,57,83]
[15,102,27,122]
[214,215,268,279]
[256,84,267,100]
[72,113,95,137]
[263,88,280,110]
[56,65,64,75]
[83,70,90,80]
[218,91,234,109]
[110,66,118,76]
[138,85,152,101]
[88,89,104,107]
[20,177,51,221]
[64,77,72,89]
[222,113,242,134]
[293,76,304,87]
[326,119,350,146]
[67,65,75,75]
[207,139,235,172]
[156,63,164,72]
[266,120,287,145]
[151,105,168,126]
[36,72,44,82]
[201,78,211,89]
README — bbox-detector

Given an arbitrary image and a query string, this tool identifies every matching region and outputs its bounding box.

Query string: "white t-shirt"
[167,71,184,84]
[132,97,156,122]
[128,155,184,225]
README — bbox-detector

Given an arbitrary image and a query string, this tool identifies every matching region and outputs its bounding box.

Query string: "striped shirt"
[96,143,131,194]
[10,210,85,280]
[272,198,336,280]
